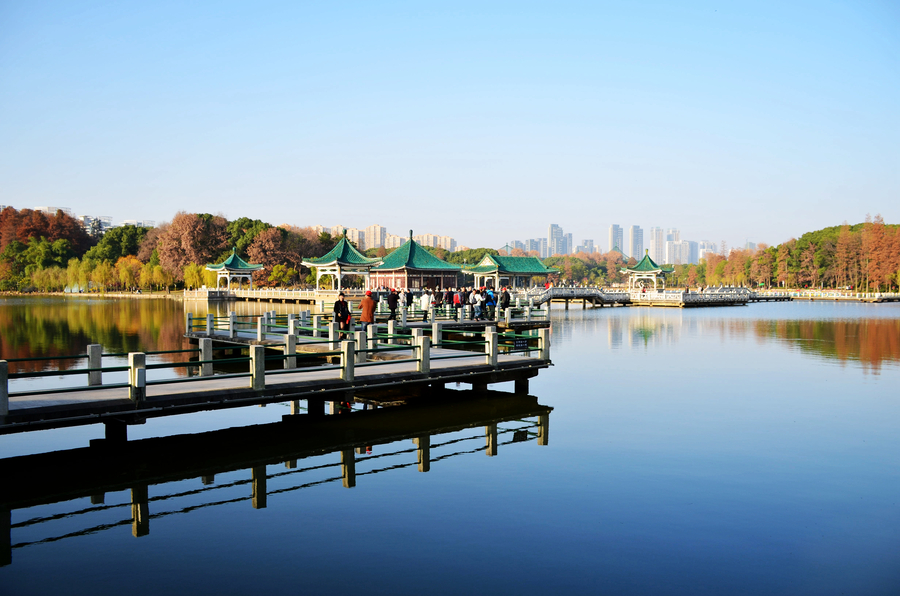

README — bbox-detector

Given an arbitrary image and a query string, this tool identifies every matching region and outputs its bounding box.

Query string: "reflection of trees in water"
[0,298,188,372]
[750,319,900,373]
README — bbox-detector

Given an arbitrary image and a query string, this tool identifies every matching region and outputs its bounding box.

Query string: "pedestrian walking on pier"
[420,289,432,322]
[359,290,375,333]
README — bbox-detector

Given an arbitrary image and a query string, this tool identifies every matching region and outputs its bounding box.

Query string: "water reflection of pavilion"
[0,391,551,567]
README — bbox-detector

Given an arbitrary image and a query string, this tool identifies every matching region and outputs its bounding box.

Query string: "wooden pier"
[0,316,550,437]
[0,390,551,566]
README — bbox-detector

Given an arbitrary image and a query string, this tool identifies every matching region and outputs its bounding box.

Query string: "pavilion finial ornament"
[409,229,413,240]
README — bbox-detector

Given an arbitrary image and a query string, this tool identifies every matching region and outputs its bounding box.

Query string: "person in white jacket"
[419,289,432,322]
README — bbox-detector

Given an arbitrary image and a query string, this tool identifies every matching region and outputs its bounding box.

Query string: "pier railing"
[0,323,550,419]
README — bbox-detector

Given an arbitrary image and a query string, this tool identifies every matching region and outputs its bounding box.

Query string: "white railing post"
[186,313,193,334]
[87,344,102,386]
[353,331,366,364]
[250,345,265,390]
[128,352,146,405]
[505,307,512,325]
[417,335,430,374]
[369,325,379,352]
[0,360,8,423]
[257,317,265,341]
[341,340,355,381]
[387,320,396,342]
[285,334,297,369]
[485,331,498,367]
[431,322,443,346]
[329,321,341,350]
[199,338,213,377]
[412,328,424,348]
[538,328,550,361]
[526,306,532,322]
[288,317,299,336]
[313,315,324,338]
[401,305,408,327]
[229,312,236,338]
[206,314,214,336]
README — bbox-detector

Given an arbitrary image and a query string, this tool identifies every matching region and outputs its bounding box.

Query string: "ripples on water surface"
[1,297,898,595]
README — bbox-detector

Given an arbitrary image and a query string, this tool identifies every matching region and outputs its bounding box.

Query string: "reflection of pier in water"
[0,390,551,567]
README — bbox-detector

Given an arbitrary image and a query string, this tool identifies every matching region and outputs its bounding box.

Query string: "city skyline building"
[628,225,643,260]
[649,226,665,264]
[609,225,624,255]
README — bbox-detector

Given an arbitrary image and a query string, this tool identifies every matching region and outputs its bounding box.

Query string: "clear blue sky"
[1,1,897,250]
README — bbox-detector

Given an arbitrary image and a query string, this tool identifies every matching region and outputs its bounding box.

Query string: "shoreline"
[0,291,183,300]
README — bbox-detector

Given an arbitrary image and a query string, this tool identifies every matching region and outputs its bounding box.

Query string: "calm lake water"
[1,297,898,595]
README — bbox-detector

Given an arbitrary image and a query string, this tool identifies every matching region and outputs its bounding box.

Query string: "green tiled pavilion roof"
[206,248,263,271]
[620,251,674,274]
[302,236,381,267]
[373,238,460,271]
[462,254,557,275]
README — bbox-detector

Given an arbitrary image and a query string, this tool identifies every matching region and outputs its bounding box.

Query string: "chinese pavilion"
[301,233,382,290]
[370,233,461,290]
[462,254,558,289]
[620,250,674,290]
[205,248,264,289]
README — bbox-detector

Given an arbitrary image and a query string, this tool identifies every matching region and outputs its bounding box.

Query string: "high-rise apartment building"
[665,240,699,265]
[345,228,365,249]
[365,224,387,249]
[608,225,623,255]
[564,233,573,255]
[698,241,718,262]
[628,225,643,260]
[438,236,457,252]
[575,239,595,254]
[548,224,564,256]
[666,228,680,242]
[649,227,664,264]
[510,240,525,252]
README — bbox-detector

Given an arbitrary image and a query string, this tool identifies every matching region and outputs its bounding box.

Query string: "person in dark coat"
[499,287,511,311]
[387,288,399,320]
[333,292,351,336]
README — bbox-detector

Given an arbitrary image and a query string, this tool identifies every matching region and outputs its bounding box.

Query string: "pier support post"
[105,420,127,442]
[87,344,102,386]
[485,331,498,367]
[353,331,366,364]
[525,306,532,322]
[485,423,498,457]
[401,305,407,327]
[288,317,299,337]
[307,398,324,416]
[1,506,10,566]
[290,400,301,415]
[128,353,146,405]
[538,328,550,361]
[515,377,529,394]
[431,322,443,346]
[199,338,213,377]
[417,336,430,374]
[341,449,356,488]
[341,340,355,382]
[1,360,8,424]
[414,436,430,472]
[250,345,265,390]
[206,314,214,336]
[285,334,297,369]
[90,493,105,504]
[201,475,215,485]
[538,414,549,446]
[229,311,236,338]
[131,485,149,537]
[505,308,512,325]
[257,317,265,341]
[252,465,267,509]
[186,313,193,335]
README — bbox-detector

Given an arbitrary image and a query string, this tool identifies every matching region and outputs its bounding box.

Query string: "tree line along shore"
[1,207,898,294]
